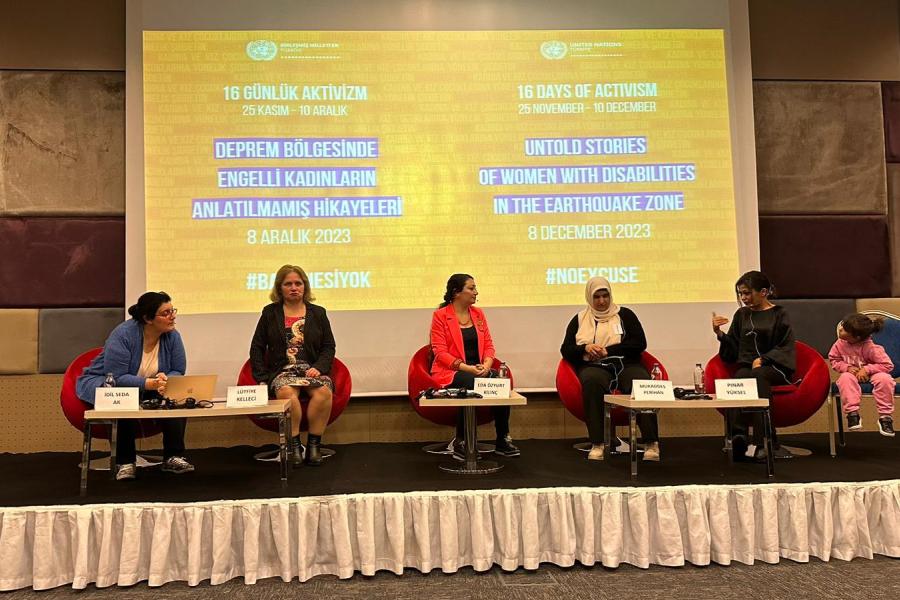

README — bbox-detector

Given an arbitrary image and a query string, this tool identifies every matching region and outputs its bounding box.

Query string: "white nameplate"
[632,379,675,400]
[474,377,511,399]
[94,387,139,410]
[226,385,269,408]
[715,379,760,400]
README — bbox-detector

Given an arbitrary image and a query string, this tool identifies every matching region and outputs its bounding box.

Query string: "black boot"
[306,434,323,466]
[289,435,304,467]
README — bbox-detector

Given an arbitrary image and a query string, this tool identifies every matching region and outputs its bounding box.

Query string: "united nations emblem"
[246,40,278,61]
[540,41,568,60]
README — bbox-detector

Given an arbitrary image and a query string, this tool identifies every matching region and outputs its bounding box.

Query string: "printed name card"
[715,379,760,400]
[474,377,511,399]
[226,385,268,407]
[95,387,139,410]
[632,380,674,400]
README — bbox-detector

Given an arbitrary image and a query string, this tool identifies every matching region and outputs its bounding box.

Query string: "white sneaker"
[643,442,660,462]
[116,463,136,481]
[161,456,195,474]
[587,444,605,460]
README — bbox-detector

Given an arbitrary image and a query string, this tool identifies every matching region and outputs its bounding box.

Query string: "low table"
[419,391,527,474]
[603,395,774,479]
[81,399,291,495]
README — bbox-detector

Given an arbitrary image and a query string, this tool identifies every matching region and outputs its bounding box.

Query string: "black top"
[461,326,480,365]
[717,304,795,374]
[249,302,336,384]
[560,306,647,368]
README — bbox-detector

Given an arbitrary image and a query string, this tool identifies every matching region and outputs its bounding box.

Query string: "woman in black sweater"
[560,277,659,461]
[712,270,795,459]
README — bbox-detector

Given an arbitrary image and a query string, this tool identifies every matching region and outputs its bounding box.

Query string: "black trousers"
[578,364,659,445]
[450,371,510,441]
[729,365,784,447]
[116,418,187,465]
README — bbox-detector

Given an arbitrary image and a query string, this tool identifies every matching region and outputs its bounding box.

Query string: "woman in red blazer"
[430,273,519,457]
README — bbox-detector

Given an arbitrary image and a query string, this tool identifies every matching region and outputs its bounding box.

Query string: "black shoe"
[878,417,895,437]
[305,440,323,466]
[730,434,748,460]
[847,412,862,430]
[494,436,521,457]
[289,436,304,467]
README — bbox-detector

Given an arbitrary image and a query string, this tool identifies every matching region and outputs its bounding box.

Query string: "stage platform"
[0,433,898,590]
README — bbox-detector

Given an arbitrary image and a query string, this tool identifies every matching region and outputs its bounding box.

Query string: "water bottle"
[693,363,705,393]
[650,363,662,381]
[497,361,510,379]
[103,372,116,388]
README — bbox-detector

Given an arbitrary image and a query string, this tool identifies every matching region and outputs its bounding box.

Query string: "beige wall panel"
[0,0,124,70]
[0,72,125,215]
[749,0,900,81]
[0,381,847,453]
[888,164,900,296]
[856,298,900,315]
[0,310,38,374]
[754,82,886,215]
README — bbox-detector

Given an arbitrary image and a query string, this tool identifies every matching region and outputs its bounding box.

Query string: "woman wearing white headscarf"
[560,277,660,461]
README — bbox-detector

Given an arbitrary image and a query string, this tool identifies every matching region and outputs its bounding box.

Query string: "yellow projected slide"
[143,30,738,314]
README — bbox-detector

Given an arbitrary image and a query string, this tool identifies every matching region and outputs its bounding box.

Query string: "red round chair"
[407,344,514,454]
[704,341,830,448]
[60,347,161,469]
[237,357,352,460]
[556,352,668,452]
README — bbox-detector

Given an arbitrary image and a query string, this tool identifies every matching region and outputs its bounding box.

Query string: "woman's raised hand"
[712,313,729,335]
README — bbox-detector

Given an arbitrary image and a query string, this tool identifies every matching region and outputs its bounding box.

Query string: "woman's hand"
[305,367,321,378]
[752,358,762,369]
[145,372,167,392]
[585,344,607,359]
[712,313,729,335]
[856,369,870,383]
[471,363,489,376]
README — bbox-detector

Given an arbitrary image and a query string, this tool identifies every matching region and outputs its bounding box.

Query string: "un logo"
[246,40,277,61]
[540,41,568,60]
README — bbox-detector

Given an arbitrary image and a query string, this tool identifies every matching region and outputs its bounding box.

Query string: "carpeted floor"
[0,433,898,506]
[1,556,898,599]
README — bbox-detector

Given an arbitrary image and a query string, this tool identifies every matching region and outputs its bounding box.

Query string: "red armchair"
[237,357,352,459]
[704,341,830,452]
[407,344,513,454]
[60,347,161,469]
[556,352,668,452]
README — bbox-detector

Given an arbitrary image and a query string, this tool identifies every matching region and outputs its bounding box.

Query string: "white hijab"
[575,276,622,349]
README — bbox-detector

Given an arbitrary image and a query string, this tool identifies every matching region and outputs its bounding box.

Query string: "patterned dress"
[270,315,334,394]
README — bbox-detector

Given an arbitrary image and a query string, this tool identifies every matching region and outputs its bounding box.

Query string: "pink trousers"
[836,371,895,415]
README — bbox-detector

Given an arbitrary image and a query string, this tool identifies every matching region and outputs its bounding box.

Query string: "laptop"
[163,375,218,401]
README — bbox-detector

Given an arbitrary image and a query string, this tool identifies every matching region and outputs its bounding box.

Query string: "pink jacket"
[828,338,894,375]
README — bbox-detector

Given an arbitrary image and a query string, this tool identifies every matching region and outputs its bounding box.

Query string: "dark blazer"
[249,302,336,385]
[560,306,647,368]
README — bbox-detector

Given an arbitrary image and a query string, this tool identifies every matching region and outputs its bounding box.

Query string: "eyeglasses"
[156,308,178,318]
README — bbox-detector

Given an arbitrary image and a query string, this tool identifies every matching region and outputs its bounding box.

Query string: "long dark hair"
[439,273,473,307]
[735,270,775,297]
[128,291,171,323]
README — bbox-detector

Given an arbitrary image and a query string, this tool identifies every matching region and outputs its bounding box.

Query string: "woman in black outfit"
[560,276,659,461]
[712,270,795,460]
[250,264,336,466]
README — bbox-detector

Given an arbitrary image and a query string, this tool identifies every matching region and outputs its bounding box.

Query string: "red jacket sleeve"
[474,308,496,361]
[430,309,460,371]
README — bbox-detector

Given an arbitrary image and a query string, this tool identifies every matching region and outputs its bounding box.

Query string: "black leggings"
[578,364,659,444]
[450,371,510,441]
[729,365,787,447]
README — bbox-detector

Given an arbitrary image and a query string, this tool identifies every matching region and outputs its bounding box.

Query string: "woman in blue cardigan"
[77,291,193,481]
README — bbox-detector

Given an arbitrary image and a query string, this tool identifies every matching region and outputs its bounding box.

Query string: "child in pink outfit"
[828,313,896,437]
